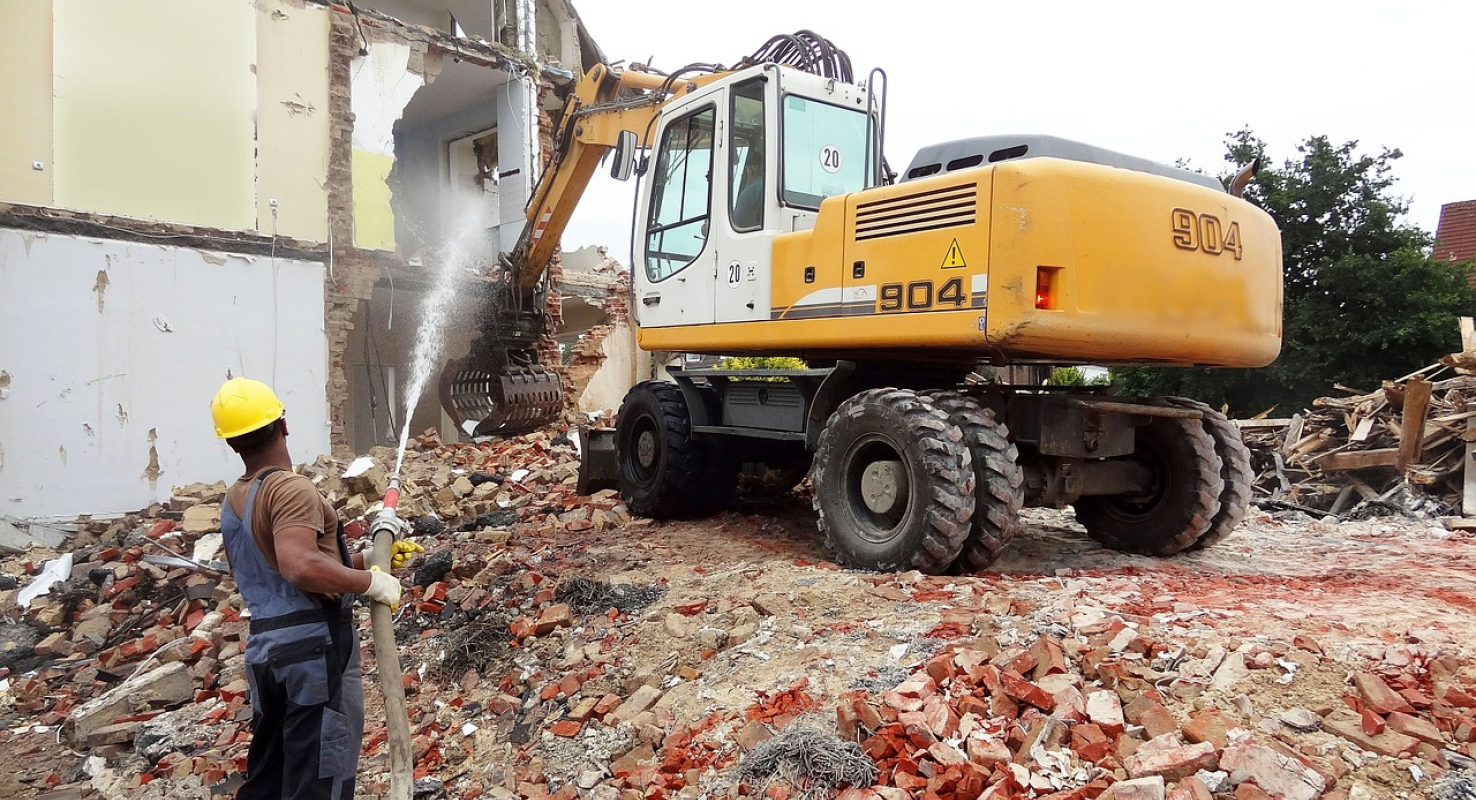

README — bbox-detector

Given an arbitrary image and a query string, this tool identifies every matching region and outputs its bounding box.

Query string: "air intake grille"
[854,183,976,242]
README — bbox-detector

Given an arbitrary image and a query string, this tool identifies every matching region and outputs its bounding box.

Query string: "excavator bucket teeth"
[439,358,563,438]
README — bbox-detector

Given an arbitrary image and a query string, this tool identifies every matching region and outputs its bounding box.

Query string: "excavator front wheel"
[811,389,975,573]
[1074,415,1224,555]
[615,382,705,519]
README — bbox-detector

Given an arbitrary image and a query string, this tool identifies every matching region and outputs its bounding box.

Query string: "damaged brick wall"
[324,6,563,451]
[2,4,570,459]
[562,268,632,414]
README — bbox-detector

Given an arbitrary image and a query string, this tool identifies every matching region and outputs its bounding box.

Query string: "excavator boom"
[440,63,721,437]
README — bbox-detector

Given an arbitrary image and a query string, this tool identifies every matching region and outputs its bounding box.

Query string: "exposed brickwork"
[323,7,381,455]
[1434,199,1476,264]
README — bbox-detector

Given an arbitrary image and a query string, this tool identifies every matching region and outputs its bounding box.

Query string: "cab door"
[713,73,776,323]
[633,101,718,329]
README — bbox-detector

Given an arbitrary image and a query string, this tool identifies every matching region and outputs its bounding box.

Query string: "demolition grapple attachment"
[439,358,562,437]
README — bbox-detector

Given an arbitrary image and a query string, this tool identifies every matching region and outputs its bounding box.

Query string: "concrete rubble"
[1,426,1476,800]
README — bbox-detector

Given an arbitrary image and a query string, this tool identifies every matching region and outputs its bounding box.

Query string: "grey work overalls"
[223,470,364,800]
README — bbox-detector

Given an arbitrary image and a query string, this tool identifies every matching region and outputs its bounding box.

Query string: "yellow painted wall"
[255,0,331,242]
[349,42,423,251]
[53,0,257,230]
[0,0,54,206]
[352,150,398,251]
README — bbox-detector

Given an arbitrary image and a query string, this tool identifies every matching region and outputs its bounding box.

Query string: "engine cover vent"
[854,183,976,242]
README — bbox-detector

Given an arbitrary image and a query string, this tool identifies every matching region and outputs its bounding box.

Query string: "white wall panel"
[0,230,329,519]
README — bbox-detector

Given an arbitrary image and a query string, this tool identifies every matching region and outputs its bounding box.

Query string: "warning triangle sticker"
[940,238,967,269]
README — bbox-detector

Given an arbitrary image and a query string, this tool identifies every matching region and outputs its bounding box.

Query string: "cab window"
[781,95,869,209]
[728,79,766,232]
[645,106,715,281]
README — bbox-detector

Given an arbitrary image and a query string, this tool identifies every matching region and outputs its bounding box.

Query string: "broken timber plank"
[1281,413,1305,455]
[1397,378,1433,472]
[1316,448,1400,471]
[1350,417,1376,442]
[1234,418,1294,430]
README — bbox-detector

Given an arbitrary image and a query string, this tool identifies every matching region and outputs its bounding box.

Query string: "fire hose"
[367,478,413,800]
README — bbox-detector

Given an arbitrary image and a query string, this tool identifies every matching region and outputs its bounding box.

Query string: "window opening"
[645,106,716,281]
[729,79,766,232]
[781,95,870,209]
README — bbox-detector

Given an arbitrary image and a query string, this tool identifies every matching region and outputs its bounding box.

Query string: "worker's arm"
[275,525,372,595]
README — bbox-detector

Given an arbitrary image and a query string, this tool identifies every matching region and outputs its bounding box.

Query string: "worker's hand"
[390,540,424,570]
[363,566,403,610]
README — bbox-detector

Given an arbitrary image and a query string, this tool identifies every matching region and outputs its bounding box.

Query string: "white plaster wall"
[0,230,329,519]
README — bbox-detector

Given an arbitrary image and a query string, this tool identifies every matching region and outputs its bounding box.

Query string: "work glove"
[390,540,424,570]
[363,566,403,610]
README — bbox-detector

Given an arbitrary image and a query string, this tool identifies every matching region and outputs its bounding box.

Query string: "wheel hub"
[636,429,657,470]
[860,459,907,515]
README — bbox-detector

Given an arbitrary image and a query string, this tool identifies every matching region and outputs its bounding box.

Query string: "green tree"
[1114,131,1475,416]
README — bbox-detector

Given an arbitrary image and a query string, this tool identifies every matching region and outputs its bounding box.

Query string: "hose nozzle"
[371,477,404,538]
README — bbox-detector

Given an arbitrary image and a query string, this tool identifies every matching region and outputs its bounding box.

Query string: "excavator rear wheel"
[1074,415,1223,555]
[929,392,1025,572]
[615,382,705,519]
[812,389,975,573]
[1169,398,1254,550]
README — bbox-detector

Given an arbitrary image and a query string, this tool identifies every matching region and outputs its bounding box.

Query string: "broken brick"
[999,671,1055,711]
[1125,696,1178,740]
[534,603,573,636]
[1352,672,1415,715]
[1088,690,1126,735]
[1111,776,1166,800]
[1385,711,1445,746]
[1182,708,1233,749]
[1128,734,1218,781]
[1219,739,1327,800]
[548,719,581,737]
[1323,709,1420,757]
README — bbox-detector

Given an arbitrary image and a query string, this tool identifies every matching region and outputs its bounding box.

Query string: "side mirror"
[611,130,638,181]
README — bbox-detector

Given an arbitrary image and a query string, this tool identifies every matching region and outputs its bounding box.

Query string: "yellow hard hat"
[211,378,285,439]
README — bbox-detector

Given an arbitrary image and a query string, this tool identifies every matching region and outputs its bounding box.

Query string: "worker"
[211,377,422,800]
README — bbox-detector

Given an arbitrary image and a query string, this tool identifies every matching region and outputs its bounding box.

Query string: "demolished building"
[0,0,638,520]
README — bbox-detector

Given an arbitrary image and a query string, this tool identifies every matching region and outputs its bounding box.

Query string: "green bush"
[717,355,807,372]
[1049,366,1110,386]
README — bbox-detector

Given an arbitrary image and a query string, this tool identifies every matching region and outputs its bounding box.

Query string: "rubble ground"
[3,430,1476,800]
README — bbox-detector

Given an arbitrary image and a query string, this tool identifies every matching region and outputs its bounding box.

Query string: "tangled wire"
[735,726,878,800]
[556,576,666,616]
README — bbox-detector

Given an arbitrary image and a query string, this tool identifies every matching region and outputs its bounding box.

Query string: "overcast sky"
[560,0,1475,258]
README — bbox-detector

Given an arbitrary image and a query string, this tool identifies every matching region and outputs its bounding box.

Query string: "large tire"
[1169,398,1253,550]
[930,392,1024,572]
[811,389,975,573]
[1074,415,1223,555]
[615,382,704,519]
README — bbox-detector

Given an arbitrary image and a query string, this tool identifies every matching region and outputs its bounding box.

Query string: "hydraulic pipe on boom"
[439,63,724,437]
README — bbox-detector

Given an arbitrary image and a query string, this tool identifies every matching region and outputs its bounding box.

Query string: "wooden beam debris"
[1237,340,1476,520]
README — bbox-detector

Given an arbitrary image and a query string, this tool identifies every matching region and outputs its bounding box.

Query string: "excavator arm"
[439,63,723,437]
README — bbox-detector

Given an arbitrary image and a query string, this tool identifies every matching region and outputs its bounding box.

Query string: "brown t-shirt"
[225,467,343,573]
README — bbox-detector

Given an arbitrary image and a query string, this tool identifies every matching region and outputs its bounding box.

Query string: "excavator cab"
[631,64,884,331]
[440,34,877,438]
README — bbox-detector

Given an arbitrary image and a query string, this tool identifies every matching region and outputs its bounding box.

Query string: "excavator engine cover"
[440,358,563,437]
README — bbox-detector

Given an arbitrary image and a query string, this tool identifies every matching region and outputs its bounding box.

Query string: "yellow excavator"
[441,32,1282,574]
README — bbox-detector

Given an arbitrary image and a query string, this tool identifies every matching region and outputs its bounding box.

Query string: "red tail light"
[1035,267,1056,309]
